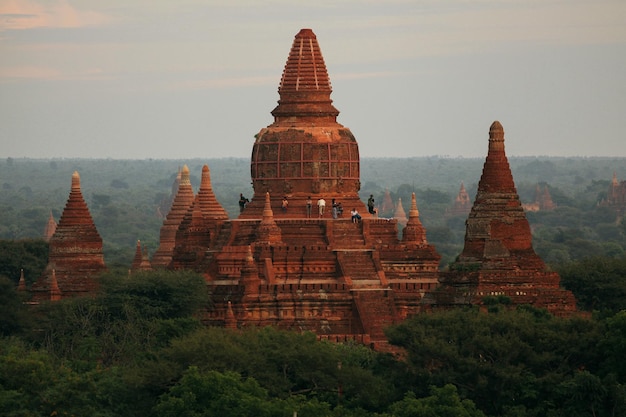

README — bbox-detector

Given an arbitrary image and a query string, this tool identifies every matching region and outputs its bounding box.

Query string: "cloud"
[0,65,109,82]
[0,0,111,31]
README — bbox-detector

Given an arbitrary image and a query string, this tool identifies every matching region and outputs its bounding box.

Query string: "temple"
[31,171,106,301]
[158,29,442,348]
[27,29,578,346]
[523,184,557,212]
[599,172,626,215]
[445,182,472,217]
[429,121,577,316]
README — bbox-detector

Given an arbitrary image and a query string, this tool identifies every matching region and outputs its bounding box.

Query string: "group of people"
[238,193,375,223]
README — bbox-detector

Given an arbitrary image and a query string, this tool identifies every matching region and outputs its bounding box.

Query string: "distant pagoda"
[445,182,472,217]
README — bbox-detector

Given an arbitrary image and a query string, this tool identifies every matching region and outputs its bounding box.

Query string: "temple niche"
[429,122,577,316]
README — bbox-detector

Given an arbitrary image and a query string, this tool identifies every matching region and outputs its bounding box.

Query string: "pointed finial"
[18,269,26,291]
[488,121,505,152]
[225,301,237,329]
[201,165,212,190]
[71,171,81,190]
[409,192,420,218]
[262,192,274,221]
[180,165,191,186]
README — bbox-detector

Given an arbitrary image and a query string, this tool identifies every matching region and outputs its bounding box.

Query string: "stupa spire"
[271,28,339,121]
[394,197,408,228]
[457,121,543,268]
[49,269,62,301]
[402,193,427,244]
[256,193,282,243]
[197,165,228,220]
[152,165,195,268]
[43,211,57,242]
[245,28,369,219]
[31,171,106,301]
[18,269,26,291]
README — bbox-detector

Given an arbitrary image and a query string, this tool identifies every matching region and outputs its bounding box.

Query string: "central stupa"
[241,28,368,218]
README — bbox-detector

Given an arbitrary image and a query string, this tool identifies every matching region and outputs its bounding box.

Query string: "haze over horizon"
[1,1,625,160]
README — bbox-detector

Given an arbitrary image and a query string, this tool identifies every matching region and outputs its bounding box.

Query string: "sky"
[1,0,625,159]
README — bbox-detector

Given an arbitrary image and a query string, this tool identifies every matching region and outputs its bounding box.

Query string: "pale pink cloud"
[0,65,109,82]
[0,0,111,31]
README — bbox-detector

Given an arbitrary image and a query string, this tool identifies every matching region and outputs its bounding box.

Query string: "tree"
[0,276,31,336]
[389,385,485,417]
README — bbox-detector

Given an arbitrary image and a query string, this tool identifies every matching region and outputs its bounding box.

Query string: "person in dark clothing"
[367,195,375,214]
[239,193,249,213]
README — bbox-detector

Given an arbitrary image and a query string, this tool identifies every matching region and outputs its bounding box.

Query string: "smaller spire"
[50,269,62,301]
[18,269,26,291]
[262,192,274,223]
[402,193,427,244]
[408,192,419,219]
[394,197,408,228]
[256,193,282,243]
[225,301,237,329]
[43,211,57,242]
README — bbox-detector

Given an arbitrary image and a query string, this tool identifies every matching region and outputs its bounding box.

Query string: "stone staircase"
[330,220,365,249]
[352,289,396,341]
[336,250,380,287]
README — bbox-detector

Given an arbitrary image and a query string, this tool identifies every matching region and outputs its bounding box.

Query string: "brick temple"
[429,121,577,316]
[31,171,106,301]
[29,29,578,346]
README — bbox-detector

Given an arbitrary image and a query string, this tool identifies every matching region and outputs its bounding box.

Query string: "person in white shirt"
[317,198,326,217]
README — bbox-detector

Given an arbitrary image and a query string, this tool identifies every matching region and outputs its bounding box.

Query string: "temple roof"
[271,28,339,121]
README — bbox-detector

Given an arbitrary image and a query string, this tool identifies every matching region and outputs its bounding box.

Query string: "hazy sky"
[1,0,625,159]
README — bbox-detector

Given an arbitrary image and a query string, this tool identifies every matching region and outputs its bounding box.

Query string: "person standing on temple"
[317,197,326,217]
[239,193,249,213]
[306,196,312,218]
[331,199,338,219]
[367,194,375,214]
[282,196,289,212]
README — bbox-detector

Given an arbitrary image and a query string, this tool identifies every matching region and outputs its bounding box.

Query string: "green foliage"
[558,255,626,314]
[389,385,486,417]
[0,277,32,336]
[99,270,209,320]
[0,239,48,286]
[33,270,207,365]
[153,366,334,417]
[385,307,618,416]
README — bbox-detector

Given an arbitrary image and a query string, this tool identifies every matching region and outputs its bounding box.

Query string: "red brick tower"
[437,122,577,315]
[172,164,230,269]
[43,211,57,242]
[243,28,369,219]
[152,165,195,268]
[31,171,106,301]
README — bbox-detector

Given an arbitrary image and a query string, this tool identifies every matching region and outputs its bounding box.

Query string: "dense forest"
[1,156,626,416]
[1,262,626,416]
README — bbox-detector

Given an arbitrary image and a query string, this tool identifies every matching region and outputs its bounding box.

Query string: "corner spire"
[402,193,427,244]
